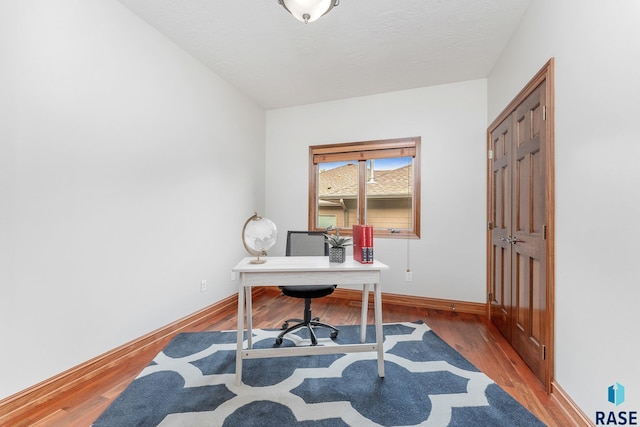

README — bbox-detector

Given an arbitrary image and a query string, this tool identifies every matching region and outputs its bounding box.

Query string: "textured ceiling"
[118,0,532,109]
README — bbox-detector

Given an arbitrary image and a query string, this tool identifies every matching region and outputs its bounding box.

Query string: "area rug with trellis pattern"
[92,321,545,426]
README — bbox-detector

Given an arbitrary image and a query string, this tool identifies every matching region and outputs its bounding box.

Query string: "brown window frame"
[308,136,421,239]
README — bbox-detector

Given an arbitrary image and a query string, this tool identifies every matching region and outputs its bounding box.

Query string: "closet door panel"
[510,83,547,382]
[488,116,513,340]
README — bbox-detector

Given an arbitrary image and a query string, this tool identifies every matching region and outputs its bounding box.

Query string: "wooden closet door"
[487,60,553,390]
[489,116,513,341]
[510,82,548,383]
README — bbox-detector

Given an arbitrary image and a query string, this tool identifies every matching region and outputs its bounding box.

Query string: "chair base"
[275,298,339,346]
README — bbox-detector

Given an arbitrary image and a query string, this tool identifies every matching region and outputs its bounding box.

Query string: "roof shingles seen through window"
[319,164,412,198]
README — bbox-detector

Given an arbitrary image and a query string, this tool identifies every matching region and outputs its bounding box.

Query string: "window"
[309,137,420,239]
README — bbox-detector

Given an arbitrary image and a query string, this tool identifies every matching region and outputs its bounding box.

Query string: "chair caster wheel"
[281,322,289,330]
[331,331,338,339]
[275,337,283,346]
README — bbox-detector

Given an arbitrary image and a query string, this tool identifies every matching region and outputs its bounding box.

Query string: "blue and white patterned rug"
[92,321,545,426]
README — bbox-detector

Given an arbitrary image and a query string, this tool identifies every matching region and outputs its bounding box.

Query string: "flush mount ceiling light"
[278,0,340,24]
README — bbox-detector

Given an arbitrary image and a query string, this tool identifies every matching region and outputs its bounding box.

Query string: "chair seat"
[279,285,336,299]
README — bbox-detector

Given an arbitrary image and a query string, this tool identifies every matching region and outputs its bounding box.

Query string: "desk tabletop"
[232,256,389,273]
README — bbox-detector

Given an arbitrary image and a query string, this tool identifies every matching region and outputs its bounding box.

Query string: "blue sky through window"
[320,157,411,171]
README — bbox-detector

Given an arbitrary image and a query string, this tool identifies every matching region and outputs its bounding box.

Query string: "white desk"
[231,256,389,386]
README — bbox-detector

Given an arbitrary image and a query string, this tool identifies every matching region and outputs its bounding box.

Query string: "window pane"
[317,161,358,230]
[318,215,336,228]
[310,137,420,239]
[365,157,413,231]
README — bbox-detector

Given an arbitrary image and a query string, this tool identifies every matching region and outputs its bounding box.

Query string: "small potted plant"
[324,231,352,263]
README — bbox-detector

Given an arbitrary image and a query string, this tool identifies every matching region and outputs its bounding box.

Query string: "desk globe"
[242,213,277,264]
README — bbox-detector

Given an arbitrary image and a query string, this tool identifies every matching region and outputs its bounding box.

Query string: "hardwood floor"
[11,287,581,426]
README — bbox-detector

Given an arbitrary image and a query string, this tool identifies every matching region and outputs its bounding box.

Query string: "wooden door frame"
[486,58,555,392]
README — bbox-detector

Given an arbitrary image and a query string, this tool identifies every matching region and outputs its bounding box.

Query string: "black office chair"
[275,231,339,346]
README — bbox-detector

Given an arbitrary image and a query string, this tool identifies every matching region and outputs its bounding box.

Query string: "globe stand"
[242,213,277,264]
[250,255,267,264]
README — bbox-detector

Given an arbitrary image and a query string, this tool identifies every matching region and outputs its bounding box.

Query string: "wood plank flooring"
[14,287,581,426]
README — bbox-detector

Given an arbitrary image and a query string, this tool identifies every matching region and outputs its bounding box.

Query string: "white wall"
[265,80,487,300]
[489,0,640,418]
[0,0,265,399]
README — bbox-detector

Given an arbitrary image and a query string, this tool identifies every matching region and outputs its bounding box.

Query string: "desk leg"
[360,284,369,343]
[235,284,244,386]
[245,286,253,349]
[374,282,384,378]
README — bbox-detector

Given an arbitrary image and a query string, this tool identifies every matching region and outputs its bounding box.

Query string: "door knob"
[499,235,521,244]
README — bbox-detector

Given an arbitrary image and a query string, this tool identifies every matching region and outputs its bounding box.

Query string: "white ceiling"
[118,0,532,110]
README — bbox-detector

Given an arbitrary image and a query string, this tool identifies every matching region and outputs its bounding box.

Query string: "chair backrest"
[286,231,328,257]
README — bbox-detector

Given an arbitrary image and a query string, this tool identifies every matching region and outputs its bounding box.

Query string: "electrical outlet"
[200,280,208,292]
[405,270,413,282]
[230,271,236,281]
